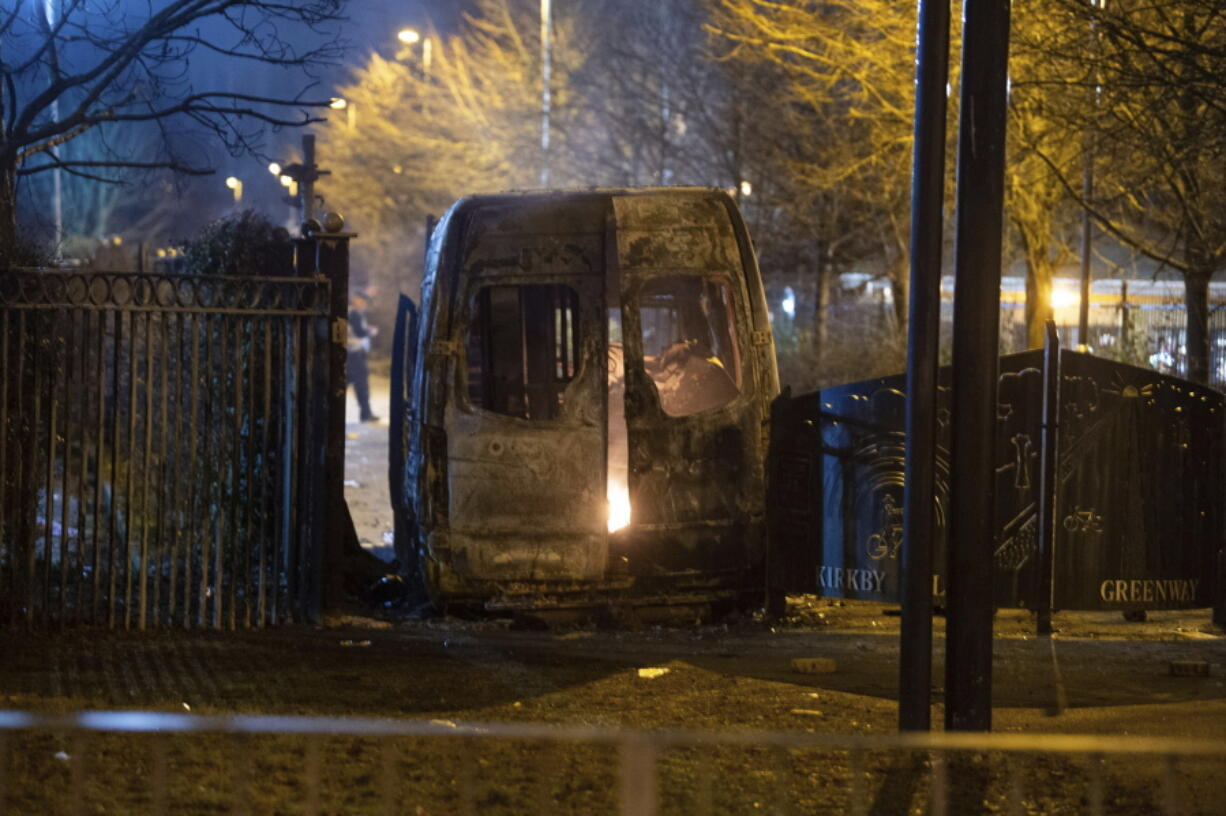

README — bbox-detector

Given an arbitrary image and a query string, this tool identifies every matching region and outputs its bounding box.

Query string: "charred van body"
[392,188,779,612]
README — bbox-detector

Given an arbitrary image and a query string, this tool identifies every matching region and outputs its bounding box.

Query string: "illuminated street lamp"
[330,97,356,131]
[268,162,282,176]
[396,27,432,74]
[225,175,243,203]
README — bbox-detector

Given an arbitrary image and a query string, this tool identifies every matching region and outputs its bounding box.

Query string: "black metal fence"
[0,240,348,628]
[997,280,1226,387]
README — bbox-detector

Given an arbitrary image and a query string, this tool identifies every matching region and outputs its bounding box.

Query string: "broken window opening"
[466,283,581,420]
[637,275,742,417]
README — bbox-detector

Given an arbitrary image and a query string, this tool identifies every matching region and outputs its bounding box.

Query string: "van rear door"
[612,192,769,576]
[443,198,609,583]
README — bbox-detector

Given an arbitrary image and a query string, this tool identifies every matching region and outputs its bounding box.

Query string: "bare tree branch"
[19,157,212,177]
[0,0,346,249]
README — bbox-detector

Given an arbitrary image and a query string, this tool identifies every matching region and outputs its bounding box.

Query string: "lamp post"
[331,97,355,133]
[397,28,431,75]
[45,0,62,253]
[539,0,552,187]
[225,176,243,204]
[1077,0,1105,352]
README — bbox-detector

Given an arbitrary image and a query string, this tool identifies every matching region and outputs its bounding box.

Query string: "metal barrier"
[0,241,348,629]
[1,710,1223,815]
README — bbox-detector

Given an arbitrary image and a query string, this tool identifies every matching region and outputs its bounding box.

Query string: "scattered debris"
[54,751,70,762]
[637,667,670,679]
[344,479,361,488]
[370,574,410,608]
[1169,660,1210,677]
[182,702,191,711]
[789,709,824,718]
[1174,628,1221,640]
[327,614,394,629]
[340,640,372,648]
[791,658,837,674]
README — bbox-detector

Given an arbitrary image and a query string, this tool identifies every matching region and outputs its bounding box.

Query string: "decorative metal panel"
[768,350,1224,611]
[1053,351,1223,610]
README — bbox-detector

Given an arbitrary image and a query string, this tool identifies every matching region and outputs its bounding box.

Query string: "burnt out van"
[390,188,778,612]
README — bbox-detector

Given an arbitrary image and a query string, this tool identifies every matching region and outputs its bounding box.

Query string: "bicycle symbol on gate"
[1062,506,1103,534]
[865,494,904,560]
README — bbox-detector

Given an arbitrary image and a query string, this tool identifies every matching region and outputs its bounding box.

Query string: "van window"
[637,276,741,417]
[466,284,580,420]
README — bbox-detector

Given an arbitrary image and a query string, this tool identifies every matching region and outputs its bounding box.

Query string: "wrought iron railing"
[1,710,1222,815]
[0,261,340,629]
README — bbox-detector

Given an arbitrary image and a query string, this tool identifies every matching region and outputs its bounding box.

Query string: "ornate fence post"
[313,215,354,618]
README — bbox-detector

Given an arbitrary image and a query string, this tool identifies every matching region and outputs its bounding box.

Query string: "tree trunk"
[813,256,831,366]
[891,254,909,341]
[1184,268,1211,384]
[0,156,18,266]
[1024,256,1053,350]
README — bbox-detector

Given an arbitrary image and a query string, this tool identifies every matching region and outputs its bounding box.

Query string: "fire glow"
[608,480,631,532]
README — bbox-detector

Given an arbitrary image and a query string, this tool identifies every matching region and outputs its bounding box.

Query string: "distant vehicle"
[390,188,779,613]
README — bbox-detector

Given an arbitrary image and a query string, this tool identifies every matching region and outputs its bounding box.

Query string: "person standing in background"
[347,287,379,423]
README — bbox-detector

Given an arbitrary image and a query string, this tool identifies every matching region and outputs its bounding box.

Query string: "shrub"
[179,211,292,276]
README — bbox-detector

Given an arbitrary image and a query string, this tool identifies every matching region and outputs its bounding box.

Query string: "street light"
[268,162,282,176]
[330,97,356,131]
[396,27,431,74]
[225,176,243,203]
[539,0,552,187]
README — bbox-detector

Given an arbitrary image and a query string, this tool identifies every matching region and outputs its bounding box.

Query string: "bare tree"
[0,0,347,259]
[318,0,596,310]
[1026,0,1226,382]
[1008,0,1083,350]
[17,117,168,245]
[708,0,937,354]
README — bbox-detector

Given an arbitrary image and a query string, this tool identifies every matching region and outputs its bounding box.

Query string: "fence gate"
[0,236,350,629]
[768,343,1226,619]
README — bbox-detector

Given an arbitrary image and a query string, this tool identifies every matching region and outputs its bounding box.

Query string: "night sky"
[208,0,468,227]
